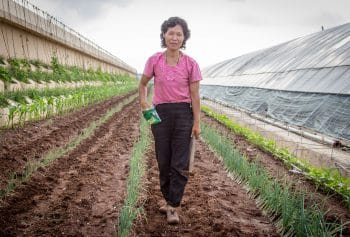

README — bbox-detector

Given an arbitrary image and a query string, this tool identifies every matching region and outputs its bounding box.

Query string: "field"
[1,87,349,236]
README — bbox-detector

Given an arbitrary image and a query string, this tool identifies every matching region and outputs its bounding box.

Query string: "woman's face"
[163,24,184,50]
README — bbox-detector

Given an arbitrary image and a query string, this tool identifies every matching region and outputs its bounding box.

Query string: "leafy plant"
[0,66,11,83]
[2,81,137,127]
[50,55,62,74]
[0,93,8,107]
[2,56,136,87]
[8,58,29,83]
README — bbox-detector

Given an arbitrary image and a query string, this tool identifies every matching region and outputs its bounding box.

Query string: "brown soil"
[201,114,350,232]
[0,99,348,236]
[133,141,279,237]
[0,90,136,190]
[0,95,140,236]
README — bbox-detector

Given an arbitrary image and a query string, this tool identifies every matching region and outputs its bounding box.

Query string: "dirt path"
[0,90,136,190]
[133,139,279,237]
[0,99,140,236]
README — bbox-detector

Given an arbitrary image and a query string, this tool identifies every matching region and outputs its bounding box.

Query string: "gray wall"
[0,0,136,76]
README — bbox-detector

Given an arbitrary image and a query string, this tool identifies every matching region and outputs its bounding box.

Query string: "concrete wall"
[0,0,136,76]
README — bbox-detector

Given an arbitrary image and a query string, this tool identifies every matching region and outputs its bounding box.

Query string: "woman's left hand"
[191,122,201,139]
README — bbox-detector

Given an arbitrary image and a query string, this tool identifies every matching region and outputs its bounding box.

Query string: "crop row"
[1,81,137,128]
[201,105,350,208]
[201,122,345,236]
[1,93,138,199]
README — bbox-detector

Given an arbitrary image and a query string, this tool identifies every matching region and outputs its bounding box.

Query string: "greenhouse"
[201,22,350,142]
[1,0,350,236]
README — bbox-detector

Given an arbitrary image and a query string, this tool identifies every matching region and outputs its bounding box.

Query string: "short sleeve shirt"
[143,52,202,105]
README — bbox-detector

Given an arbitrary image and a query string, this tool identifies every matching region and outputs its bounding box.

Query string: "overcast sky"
[28,0,350,73]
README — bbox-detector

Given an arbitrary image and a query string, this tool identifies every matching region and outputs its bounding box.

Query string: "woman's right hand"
[141,101,151,111]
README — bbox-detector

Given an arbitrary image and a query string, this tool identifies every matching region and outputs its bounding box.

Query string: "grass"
[201,122,346,236]
[0,93,138,199]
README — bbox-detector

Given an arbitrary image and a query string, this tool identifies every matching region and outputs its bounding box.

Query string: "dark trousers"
[151,102,193,207]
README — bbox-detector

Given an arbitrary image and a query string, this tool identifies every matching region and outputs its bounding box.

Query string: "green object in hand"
[142,107,161,125]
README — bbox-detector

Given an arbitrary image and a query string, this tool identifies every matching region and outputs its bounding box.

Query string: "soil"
[0,99,348,236]
[200,114,350,232]
[0,90,136,190]
[133,141,279,237]
[132,112,350,236]
[0,94,140,236]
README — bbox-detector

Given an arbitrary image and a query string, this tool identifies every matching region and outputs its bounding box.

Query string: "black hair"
[160,16,191,49]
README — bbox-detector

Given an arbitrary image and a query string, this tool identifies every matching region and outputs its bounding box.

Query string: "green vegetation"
[4,81,137,128]
[50,53,64,76]
[0,75,134,107]
[0,94,137,199]
[8,58,30,83]
[118,118,150,237]
[201,122,346,236]
[201,105,350,207]
[0,55,137,127]
[0,66,11,83]
[0,55,5,65]
[118,92,152,237]
[0,56,133,85]
[0,93,7,107]
[29,59,47,69]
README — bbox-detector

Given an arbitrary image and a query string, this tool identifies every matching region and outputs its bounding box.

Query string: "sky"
[28,0,350,73]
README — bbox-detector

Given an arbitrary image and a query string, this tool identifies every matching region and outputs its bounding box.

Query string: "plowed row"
[0,93,140,236]
[1,98,348,236]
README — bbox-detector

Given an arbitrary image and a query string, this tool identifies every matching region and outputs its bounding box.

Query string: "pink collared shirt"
[143,52,202,105]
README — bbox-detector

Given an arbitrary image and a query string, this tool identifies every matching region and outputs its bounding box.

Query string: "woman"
[138,16,202,224]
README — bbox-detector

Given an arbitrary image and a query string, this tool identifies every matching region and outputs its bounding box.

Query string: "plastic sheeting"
[201,23,350,141]
[202,23,350,94]
[201,86,350,140]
